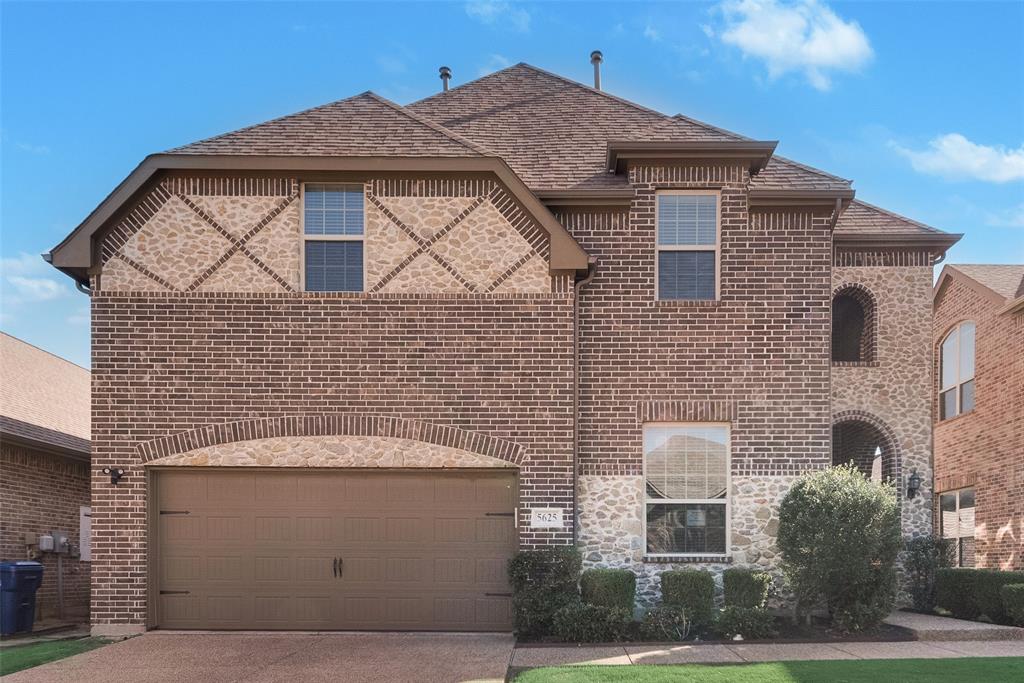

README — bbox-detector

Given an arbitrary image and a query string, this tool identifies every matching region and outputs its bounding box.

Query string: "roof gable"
[949,264,1024,301]
[169,92,490,158]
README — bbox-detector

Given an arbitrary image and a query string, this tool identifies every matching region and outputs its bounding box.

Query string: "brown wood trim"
[749,189,856,207]
[606,140,778,175]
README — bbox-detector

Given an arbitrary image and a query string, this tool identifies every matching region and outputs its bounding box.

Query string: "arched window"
[940,321,975,419]
[832,285,875,363]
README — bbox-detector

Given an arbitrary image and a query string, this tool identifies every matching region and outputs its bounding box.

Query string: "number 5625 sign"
[529,508,564,528]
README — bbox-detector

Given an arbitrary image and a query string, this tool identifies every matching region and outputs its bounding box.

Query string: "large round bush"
[777,464,901,632]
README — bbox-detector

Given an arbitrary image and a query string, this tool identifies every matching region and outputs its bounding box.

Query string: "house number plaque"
[529,508,564,528]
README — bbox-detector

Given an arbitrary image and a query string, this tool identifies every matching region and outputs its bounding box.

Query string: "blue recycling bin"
[0,561,44,636]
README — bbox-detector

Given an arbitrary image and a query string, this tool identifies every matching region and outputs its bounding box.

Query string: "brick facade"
[933,275,1024,569]
[0,443,91,619]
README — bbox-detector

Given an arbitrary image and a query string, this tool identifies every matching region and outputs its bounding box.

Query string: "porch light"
[906,470,922,499]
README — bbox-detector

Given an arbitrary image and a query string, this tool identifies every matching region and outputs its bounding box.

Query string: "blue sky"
[2,1,1022,367]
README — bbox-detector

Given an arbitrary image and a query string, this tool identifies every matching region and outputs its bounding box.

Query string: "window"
[643,423,729,557]
[940,488,975,567]
[656,192,719,300]
[940,321,975,419]
[832,286,875,363]
[303,183,364,292]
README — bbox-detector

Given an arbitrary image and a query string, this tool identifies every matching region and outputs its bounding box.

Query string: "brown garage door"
[153,469,517,631]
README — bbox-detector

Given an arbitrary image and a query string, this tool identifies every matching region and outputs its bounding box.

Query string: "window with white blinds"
[939,321,975,420]
[303,184,364,292]
[940,488,975,567]
[643,423,729,557]
[656,192,719,301]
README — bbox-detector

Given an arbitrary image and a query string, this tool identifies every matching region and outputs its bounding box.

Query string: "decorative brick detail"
[832,409,903,487]
[835,249,935,268]
[637,400,737,423]
[138,414,525,465]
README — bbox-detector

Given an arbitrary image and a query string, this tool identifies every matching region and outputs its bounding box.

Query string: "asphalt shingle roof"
[0,332,90,454]
[834,200,945,236]
[949,264,1024,301]
[169,92,489,158]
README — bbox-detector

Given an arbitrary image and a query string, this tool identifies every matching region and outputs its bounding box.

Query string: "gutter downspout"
[572,258,598,544]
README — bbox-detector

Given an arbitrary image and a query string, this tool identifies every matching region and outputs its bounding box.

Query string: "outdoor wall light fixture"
[101,467,126,486]
[906,470,922,499]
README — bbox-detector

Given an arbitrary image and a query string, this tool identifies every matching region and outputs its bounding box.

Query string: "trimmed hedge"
[580,568,636,611]
[639,605,690,642]
[976,570,1024,625]
[1001,584,1024,627]
[904,536,952,612]
[508,548,582,638]
[935,568,981,620]
[714,606,777,640]
[552,602,632,642]
[661,569,715,629]
[723,568,772,609]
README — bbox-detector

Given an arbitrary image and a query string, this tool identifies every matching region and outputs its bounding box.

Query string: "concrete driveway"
[3,632,515,683]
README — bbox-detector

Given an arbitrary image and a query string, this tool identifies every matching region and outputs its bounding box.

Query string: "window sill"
[937,409,975,426]
[654,299,723,308]
[643,555,732,564]
[832,360,880,368]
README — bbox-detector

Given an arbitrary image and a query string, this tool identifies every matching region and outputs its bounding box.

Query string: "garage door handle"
[338,558,344,578]
[484,593,512,597]
[333,557,338,578]
[485,512,514,517]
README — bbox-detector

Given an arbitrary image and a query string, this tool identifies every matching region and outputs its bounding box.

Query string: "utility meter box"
[37,535,54,552]
[51,533,69,553]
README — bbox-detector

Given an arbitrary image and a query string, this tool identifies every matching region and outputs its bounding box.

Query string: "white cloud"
[718,0,872,91]
[891,134,1024,183]
[464,1,530,32]
[1,252,69,307]
[478,54,513,77]
[643,25,661,42]
[15,141,50,155]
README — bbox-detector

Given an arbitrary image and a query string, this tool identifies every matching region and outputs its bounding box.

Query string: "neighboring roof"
[168,91,491,158]
[948,264,1024,301]
[0,332,90,457]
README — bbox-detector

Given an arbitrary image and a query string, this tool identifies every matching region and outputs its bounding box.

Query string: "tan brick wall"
[0,443,90,619]
[934,278,1024,569]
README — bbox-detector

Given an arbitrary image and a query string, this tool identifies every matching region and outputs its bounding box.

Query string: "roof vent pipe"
[590,51,603,90]
[439,66,452,92]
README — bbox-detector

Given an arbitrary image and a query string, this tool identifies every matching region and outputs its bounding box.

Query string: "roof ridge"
[362,92,493,157]
[665,113,751,142]
[165,91,371,153]
[850,199,942,234]
[0,331,91,373]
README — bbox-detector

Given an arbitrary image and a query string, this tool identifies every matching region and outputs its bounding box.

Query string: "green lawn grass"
[0,637,112,676]
[515,658,1024,683]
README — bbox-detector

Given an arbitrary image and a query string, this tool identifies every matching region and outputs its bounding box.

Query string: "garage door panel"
[155,469,516,631]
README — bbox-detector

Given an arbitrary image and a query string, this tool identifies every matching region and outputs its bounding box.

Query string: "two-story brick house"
[933,264,1024,570]
[47,60,959,635]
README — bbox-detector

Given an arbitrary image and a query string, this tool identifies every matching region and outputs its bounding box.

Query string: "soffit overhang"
[606,140,779,176]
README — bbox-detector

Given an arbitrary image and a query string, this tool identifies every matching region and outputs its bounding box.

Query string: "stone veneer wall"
[831,262,935,539]
[148,434,517,469]
[578,475,796,608]
[98,175,550,294]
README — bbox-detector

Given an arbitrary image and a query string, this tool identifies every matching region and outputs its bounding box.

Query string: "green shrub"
[638,605,691,642]
[904,536,952,612]
[661,569,715,630]
[1000,584,1024,627]
[551,602,632,642]
[723,568,772,609]
[508,547,581,638]
[776,464,901,632]
[714,606,777,640]
[580,568,636,611]
[935,568,981,620]
[976,570,1024,624]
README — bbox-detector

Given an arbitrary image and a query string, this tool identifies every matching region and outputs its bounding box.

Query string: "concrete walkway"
[2,632,515,683]
[510,639,1024,667]
[883,610,1024,641]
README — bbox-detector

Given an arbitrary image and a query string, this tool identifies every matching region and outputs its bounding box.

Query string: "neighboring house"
[46,60,959,636]
[0,332,91,621]
[933,264,1024,570]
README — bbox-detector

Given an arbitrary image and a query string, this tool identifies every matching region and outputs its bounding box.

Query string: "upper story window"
[643,423,729,557]
[940,321,975,420]
[656,192,719,301]
[832,285,876,363]
[303,183,364,292]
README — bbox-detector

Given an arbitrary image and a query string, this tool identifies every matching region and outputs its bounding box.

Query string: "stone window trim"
[300,182,367,293]
[831,282,878,365]
[654,190,722,302]
[136,414,525,466]
[642,421,731,560]
[937,320,976,421]
[831,410,903,496]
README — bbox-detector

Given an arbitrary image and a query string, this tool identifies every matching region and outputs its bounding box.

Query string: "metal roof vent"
[590,51,603,90]
[439,66,452,92]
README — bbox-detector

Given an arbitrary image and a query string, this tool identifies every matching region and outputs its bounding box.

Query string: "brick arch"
[831,282,879,364]
[137,414,524,465]
[831,410,902,489]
